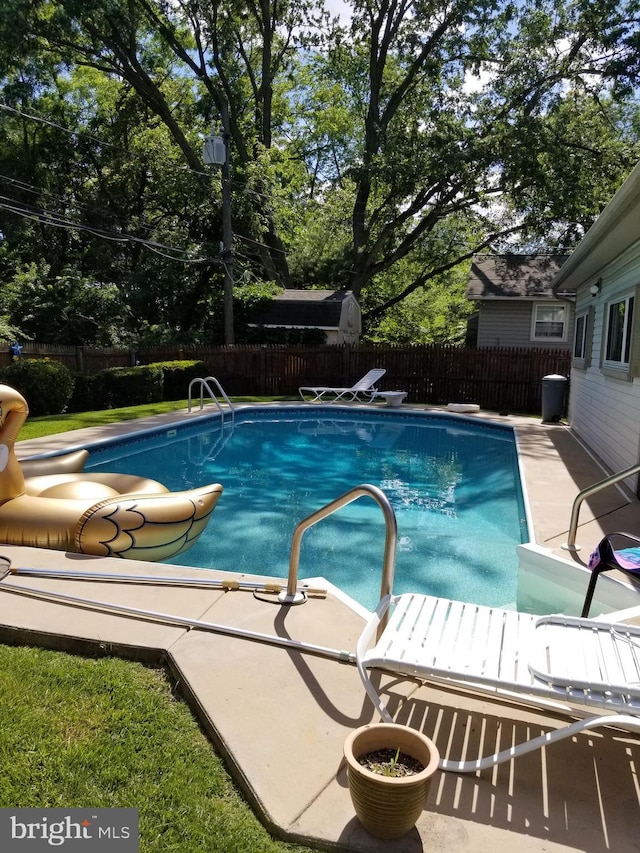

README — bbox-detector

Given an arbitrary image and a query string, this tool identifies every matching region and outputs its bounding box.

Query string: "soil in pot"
[357,747,425,777]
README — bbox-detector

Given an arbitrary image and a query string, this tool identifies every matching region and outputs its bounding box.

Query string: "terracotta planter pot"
[343,723,440,840]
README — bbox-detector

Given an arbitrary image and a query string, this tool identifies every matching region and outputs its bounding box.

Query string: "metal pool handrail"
[280,484,398,619]
[563,460,640,552]
[188,376,235,422]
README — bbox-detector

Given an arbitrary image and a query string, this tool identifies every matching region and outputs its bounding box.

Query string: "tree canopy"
[0,0,638,345]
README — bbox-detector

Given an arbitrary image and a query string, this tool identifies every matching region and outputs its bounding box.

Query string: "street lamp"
[203,106,234,345]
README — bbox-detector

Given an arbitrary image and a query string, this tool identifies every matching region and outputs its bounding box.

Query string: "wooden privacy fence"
[0,342,571,415]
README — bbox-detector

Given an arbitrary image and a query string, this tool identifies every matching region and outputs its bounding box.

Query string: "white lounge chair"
[299,368,386,403]
[356,592,640,773]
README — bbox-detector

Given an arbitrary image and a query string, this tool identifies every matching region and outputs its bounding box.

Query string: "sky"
[320,0,493,94]
[324,0,352,25]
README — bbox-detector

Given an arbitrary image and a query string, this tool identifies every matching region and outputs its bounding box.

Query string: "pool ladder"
[186,383,399,618]
[188,376,234,420]
[187,376,235,466]
[280,484,398,628]
[563,459,640,552]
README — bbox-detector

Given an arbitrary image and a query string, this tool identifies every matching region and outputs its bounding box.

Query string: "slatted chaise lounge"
[299,368,386,403]
[356,592,640,772]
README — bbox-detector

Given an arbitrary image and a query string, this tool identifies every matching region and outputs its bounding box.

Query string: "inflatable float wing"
[19,449,90,477]
[0,385,223,560]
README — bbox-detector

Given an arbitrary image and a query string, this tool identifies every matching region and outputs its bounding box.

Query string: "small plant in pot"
[343,723,440,840]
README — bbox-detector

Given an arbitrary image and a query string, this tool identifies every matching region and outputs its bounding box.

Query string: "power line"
[0,194,221,264]
[0,102,124,150]
[234,231,288,258]
[0,172,207,244]
[0,101,296,207]
[0,173,287,267]
[0,102,210,179]
[0,102,302,263]
[0,174,296,270]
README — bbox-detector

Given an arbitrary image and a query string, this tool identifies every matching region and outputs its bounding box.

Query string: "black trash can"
[541,374,568,423]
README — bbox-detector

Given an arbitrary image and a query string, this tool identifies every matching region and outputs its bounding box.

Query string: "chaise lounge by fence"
[298,368,386,403]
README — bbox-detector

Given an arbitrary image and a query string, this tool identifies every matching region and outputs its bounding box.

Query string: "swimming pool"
[86,407,530,611]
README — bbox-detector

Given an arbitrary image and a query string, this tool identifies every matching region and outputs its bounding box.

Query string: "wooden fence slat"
[0,341,571,415]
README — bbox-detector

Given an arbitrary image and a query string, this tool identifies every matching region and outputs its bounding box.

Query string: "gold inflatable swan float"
[0,384,223,560]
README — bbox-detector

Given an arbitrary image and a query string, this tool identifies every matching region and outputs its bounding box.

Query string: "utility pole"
[203,103,234,344]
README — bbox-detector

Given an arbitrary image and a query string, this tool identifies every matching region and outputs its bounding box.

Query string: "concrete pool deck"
[3,402,640,852]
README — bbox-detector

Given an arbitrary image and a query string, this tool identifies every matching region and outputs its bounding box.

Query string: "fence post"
[259,346,268,395]
[343,343,351,382]
[75,346,84,374]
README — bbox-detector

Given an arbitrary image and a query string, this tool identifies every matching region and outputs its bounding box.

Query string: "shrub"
[69,362,202,411]
[146,360,209,401]
[96,365,164,408]
[0,358,74,416]
[66,373,100,413]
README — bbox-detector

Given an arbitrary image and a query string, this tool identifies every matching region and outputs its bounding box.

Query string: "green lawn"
[0,646,313,853]
[17,397,293,442]
[4,398,313,853]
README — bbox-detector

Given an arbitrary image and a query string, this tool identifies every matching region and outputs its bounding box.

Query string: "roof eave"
[469,293,572,301]
[552,161,640,292]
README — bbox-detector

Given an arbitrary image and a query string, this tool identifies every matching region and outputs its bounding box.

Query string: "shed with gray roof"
[249,289,361,344]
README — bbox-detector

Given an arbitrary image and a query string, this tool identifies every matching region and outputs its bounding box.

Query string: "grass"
[5,396,312,852]
[0,645,313,852]
[17,396,294,442]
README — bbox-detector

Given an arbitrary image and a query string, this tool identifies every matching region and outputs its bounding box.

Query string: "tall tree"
[0,64,223,342]
[1,0,329,284]
[0,0,638,342]
[302,0,640,324]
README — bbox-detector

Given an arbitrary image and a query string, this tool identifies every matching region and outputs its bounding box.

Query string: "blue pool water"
[86,407,529,611]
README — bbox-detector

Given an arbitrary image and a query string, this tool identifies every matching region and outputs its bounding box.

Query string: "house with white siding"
[552,161,640,489]
[467,254,573,349]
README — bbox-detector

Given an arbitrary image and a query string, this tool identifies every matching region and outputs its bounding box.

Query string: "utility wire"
[0,172,208,244]
[0,102,210,179]
[0,195,222,264]
[0,102,304,262]
[0,101,297,207]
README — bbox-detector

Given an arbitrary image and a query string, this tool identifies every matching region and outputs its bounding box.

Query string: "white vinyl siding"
[568,241,640,491]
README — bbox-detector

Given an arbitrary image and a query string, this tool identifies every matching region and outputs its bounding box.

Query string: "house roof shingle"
[467,255,572,300]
